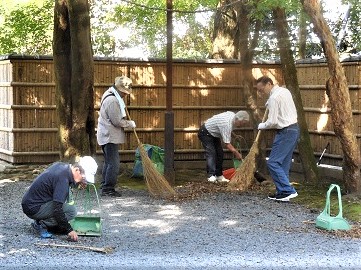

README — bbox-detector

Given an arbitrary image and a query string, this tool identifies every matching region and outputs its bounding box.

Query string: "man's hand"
[234,151,243,160]
[68,230,78,242]
[128,120,136,128]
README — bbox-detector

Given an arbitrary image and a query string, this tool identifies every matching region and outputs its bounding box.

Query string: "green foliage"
[113,0,218,58]
[0,0,53,55]
[347,0,361,51]
[0,0,360,59]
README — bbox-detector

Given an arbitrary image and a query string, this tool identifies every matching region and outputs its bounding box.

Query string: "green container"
[315,184,351,231]
[232,140,242,169]
[71,184,102,236]
[233,159,241,169]
[70,216,102,236]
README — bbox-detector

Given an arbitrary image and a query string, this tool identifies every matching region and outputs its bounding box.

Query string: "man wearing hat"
[21,156,98,241]
[97,76,136,197]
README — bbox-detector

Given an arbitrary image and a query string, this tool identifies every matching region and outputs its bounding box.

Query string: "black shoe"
[254,171,267,183]
[101,189,122,197]
[268,192,298,202]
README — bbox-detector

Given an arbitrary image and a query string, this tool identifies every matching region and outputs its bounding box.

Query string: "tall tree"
[212,0,267,173]
[273,6,319,183]
[297,8,307,59]
[53,0,95,160]
[301,0,361,194]
[212,0,239,58]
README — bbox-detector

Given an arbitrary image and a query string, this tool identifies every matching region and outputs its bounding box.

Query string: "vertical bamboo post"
[164,0,175,185]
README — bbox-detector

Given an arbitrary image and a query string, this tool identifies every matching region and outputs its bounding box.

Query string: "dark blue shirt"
[21,162,75,216]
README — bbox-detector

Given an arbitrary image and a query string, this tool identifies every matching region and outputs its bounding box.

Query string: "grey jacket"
[96,87,133,145]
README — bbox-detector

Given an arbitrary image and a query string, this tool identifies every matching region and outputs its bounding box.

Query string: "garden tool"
[70,183,102,236]
[223,137,267,183]
[317,142,330,165]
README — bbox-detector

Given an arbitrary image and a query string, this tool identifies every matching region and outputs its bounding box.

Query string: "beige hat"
[114,76,132,95]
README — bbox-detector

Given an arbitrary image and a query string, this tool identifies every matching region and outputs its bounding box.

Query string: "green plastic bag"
[132,144,164,178]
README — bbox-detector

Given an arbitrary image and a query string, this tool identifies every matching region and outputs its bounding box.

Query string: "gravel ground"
[1,179,361,270]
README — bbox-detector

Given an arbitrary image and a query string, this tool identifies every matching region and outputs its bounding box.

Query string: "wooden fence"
[0,54,360,168]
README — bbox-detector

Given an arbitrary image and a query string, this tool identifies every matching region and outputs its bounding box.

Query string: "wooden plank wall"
[0,55,360,167]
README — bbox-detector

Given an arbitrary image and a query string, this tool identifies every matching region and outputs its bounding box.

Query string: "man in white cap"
[97,76,136,197]
[21,156,97,241]
[198,110,250,183]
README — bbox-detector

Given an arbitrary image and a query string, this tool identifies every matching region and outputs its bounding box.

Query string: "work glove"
[128,120,136,128]
[258,123,266,130]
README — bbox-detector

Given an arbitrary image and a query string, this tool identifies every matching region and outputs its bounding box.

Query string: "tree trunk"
[298,9,307,59]
[211,0,239,59]
[53,0,95,160]
[237,3,267,174]
[273,7,319,184]
[301,0,361,194]
[211,0,267,174]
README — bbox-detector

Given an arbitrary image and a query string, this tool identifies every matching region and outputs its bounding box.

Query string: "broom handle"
[125,107,141,145]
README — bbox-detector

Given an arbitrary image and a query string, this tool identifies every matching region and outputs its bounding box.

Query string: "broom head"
[138,143,176,198]
[228,140,260,191]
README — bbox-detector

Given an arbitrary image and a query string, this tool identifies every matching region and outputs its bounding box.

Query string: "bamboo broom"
[125,108,176,198]
[228,109,269,191]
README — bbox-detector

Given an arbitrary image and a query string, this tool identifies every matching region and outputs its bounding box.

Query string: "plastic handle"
[324,184,343,218]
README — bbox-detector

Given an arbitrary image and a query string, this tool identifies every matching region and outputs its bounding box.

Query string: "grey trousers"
[28,201,76,228]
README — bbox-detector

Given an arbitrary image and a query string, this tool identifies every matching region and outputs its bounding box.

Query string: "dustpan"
[70,183,102,236]
[315,184,351,231]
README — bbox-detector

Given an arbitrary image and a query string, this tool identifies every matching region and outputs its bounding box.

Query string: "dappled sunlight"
[130,219,174,234]
[77,209,100,215]
[26,93,43,106]
[190,88,209,97]
[39,65,51,75]
[0,178,15,187]
[184,124,198,140]
[155,205,183,219]
[109,212,123,217]
[199,89,209,97]
[219,220,239,227]
[184,125,197,131]
[7,248,29,255]
[252,69,281,85]
[208,67,225,81]
[101,198,143,209]
[151,114,160,127]
[316,91,330,132]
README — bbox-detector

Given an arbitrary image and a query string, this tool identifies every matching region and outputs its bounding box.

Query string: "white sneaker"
[216,175,230,183]
[207,175,217,183]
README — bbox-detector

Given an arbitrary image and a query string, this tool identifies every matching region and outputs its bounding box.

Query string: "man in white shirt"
[198,110,250,183]
[256,76,299,201]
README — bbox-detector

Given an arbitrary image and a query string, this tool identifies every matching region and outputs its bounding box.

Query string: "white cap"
[79,156,98,183]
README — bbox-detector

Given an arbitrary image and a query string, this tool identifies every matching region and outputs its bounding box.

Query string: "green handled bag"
[315,184,351,231]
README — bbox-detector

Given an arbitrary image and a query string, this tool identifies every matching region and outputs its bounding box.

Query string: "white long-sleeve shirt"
[258,85,298,130]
